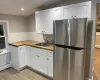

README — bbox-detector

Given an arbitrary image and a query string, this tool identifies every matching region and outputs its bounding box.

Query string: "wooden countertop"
[9,41,54,51]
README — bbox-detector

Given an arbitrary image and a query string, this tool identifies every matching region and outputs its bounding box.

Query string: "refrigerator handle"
[54,44,85,50]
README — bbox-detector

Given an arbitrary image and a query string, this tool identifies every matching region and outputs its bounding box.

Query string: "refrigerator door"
[54,46,85,80]
[54,18,87,48]
[69,18,87,48]
[53,20,69,46]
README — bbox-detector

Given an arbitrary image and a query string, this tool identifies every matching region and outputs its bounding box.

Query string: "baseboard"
[27,66,53,79]
[0,63,12,71]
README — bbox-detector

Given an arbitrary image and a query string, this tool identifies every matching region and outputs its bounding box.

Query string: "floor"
[94,48,100,80]
[0,68,48,80]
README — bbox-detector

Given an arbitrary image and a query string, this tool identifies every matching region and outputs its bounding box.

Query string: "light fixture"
[21,8,24,11]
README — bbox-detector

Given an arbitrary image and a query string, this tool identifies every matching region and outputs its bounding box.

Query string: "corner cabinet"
[10,45,53,77]
[10,45,31,70]
[35,9,53,34]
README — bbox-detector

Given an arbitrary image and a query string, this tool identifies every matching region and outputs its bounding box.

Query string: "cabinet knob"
[74,16,77,18]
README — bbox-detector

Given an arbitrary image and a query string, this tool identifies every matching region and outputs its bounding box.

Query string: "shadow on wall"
[43,34,53,43]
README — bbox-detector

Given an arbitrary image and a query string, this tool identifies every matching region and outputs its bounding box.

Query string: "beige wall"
[96,35,100,45]
[27,14,36,32]
[95,32,100,46]
[0,14,28,33]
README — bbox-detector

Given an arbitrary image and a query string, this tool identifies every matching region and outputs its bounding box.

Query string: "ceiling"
[0,0,61,16]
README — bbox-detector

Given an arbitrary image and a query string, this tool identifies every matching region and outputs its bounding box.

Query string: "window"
[0,24,6,49]
[0,25,4,36]
[0,37,6,49]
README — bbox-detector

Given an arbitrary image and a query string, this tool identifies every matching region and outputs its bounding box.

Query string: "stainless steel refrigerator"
[53,18,93,80]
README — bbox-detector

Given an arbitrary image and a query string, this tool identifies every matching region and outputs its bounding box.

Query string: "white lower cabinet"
[10,45,53,77]
[10,45,31,70]
[30,47,53,77]
[18,46,26,68]
[30,47,47,74]
[47,51,53,77]
[25,46,31,66]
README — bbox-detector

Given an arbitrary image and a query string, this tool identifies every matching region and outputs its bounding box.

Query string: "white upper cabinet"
[62,6,75,19]
[35,11,44,33]
[62,1,91,19]
[75,1,91,18]
[35,1,91,34]
[53,7,62,20]
[35,9,53,34]
[75,5,88,18]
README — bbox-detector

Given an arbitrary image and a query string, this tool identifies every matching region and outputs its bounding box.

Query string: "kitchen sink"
[35,42,51,47]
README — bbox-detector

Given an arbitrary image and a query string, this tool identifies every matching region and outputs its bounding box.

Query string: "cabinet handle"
[36,55,40,57]
[47,58,49,60]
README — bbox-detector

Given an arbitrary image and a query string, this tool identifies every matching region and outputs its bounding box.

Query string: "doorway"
[94,3,100,80]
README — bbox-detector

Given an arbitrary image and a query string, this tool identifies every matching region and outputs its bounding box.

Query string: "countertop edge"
[9,43,53,51]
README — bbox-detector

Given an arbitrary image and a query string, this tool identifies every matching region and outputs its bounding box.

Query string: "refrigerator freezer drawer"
[54,46,85,80]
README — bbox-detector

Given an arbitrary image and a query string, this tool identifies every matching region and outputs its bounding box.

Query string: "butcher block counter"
[9,40,54,51]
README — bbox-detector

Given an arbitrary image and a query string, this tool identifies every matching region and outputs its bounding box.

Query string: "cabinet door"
[10,45,19,70]
[38,51,47,74]
[62,1,91,19]
[47,51,53,77]
[25,46,31,66]
[35,11,45,33]
[75,1,91,18]
[62,6,75,19]
[53,7,62,20]
[18,46,26,68]
[30,47,47,74]
[30,47,40,70]
[44,9,53,34]
[75,5,88,18]
[35,9,53,34]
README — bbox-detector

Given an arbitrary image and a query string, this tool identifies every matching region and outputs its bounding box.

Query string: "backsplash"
[28,32,53,42]
[8,32,28,43]
[8,32,53,43]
